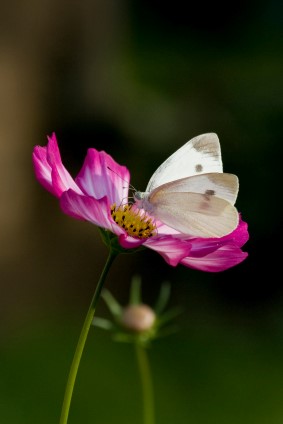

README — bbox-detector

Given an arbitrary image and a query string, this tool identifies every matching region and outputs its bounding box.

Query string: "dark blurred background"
[1,1,283,423]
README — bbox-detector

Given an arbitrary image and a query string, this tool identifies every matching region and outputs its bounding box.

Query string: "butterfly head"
[133,191,144,201]
[133,191,149,209]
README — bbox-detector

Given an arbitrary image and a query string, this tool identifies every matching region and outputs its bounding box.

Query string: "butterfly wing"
[153,173,239,205]
[147,173,239,237]
[149,192,239,238]
[146,133,223,192]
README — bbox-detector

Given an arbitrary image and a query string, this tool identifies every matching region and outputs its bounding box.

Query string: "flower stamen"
[111,203,156,239]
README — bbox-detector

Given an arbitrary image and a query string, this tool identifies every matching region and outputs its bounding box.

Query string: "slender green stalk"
[135,344,155,424]
[59,249,118,424]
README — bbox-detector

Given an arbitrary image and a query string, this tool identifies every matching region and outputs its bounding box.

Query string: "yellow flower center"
[111,203,156,239]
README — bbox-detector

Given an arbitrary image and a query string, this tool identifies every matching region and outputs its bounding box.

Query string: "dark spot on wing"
[203,189,215,201]
[195,164,203,172]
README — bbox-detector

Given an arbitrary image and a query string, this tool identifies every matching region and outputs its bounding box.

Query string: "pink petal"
[118,234,145,249]
[75,148,130,205]
[60,189,114,231]
[46,133,81,197]
[220,217,249,247]
[144,235,191,266]
[32,133,80,198]
[185,238,230,257]
[181,244,248,272]
[32,145,54,195]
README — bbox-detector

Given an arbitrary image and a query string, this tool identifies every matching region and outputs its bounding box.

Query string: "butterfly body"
[134,133,240,238]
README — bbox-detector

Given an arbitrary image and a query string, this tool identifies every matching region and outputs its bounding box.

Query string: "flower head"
[32,133,249,271]
[93,275,180,346]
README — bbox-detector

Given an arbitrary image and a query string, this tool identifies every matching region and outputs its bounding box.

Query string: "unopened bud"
[120,304,156,332]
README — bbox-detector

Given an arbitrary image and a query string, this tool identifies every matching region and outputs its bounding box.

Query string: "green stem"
[135,344,155,424]
[59,249,118,424]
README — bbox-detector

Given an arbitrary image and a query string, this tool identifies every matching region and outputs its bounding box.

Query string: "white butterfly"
[134,133,239,238]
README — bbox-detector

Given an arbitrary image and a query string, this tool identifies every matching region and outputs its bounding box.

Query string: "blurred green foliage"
[2,311,283,423]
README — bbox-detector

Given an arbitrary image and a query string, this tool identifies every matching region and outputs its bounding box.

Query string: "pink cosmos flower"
[32,133,248,272]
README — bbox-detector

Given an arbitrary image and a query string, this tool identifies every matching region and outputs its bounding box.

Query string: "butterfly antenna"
[107,166,137,194]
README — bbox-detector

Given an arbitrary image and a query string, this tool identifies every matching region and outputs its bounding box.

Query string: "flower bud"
[120,304,156,332]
